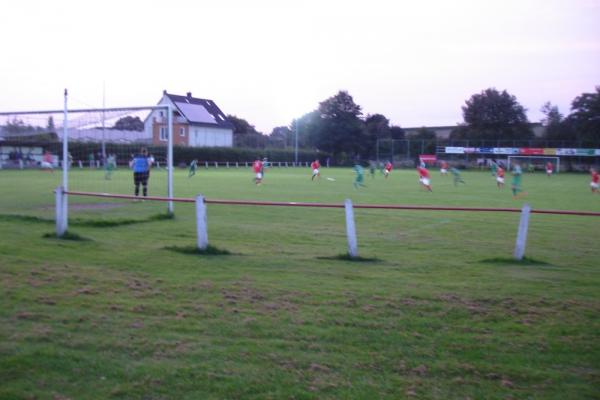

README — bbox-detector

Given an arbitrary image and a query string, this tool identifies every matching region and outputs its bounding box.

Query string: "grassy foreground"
[1,167,599,399]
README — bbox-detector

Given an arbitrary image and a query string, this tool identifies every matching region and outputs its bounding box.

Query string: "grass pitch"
[1,166,599,399]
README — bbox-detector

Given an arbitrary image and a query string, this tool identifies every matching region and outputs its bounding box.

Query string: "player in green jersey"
[353,164,366,189]
[450,167,466,186]
[188,159,198,178]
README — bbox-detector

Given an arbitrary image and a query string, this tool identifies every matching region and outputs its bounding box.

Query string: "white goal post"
[507,156,560,173]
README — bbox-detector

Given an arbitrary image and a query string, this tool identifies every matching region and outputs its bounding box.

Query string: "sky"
[1,0,599,133]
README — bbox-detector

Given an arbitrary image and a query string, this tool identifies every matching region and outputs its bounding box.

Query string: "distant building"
[404,123,545,139]
[145,91,234,147]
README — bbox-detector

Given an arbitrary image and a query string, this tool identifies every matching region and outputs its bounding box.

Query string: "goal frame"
[0,91,174,231]
[507,155,560,173]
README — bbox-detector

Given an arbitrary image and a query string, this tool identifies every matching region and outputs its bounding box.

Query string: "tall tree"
[390,125,405,140]
[47,116,56,133]
[564,86,600,144]
[227,115,266,148]
[540,102,566,141]
[450,88,533,140]
[227,115,261,135]
[113,116,144,131]
[291,111,321,149]
[314,91,367,159]
[269,126,293,148]
[364,113,391,150]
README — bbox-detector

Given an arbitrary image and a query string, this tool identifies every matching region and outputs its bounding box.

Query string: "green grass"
[1,167,599,399]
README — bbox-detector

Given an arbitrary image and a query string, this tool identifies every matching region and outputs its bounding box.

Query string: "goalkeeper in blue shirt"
[130,148,151,198]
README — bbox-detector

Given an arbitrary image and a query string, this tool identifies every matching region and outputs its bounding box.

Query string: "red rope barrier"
[64,190,600,217]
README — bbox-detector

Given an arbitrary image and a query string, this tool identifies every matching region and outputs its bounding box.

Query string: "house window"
[179,127,185,137]
[159,127,167,141]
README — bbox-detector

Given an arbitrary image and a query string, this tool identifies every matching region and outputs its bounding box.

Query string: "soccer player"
[490,160,498,177]
[590,167,599,194]
[496,166,505,189]
[353,164,366,189]
[383,161,393,179]
[104,153,116,180]
[131,148,150,198]
[511,163,527,198]
[450,167,465,186]
[188,159,198,178]
[40,150,54,172]
[440,160,448,176]
[311,159,321,181]
[253,158,263,185]
[546,162,554,177]
[417,165,432,192]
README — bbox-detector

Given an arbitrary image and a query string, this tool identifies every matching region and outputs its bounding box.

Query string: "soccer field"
[1,167,599,399]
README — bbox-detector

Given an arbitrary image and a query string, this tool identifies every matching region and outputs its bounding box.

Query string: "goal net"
[0,105,173,218]
[507,156,560,173]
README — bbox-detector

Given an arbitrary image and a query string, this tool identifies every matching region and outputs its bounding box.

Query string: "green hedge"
[1,140,330,165]
[168,146,329,164]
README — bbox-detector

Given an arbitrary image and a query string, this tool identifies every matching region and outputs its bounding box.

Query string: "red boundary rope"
[64,190,600,217]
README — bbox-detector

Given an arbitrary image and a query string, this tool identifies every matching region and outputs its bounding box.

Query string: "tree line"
[229,86,600,161]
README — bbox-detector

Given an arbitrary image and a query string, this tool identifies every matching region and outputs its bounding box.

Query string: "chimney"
[163,89,167,95]
[186,92,192,99]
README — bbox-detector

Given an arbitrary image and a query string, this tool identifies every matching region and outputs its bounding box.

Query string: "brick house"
[145,91,234,147]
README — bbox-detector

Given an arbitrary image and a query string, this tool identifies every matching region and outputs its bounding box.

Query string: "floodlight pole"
[167,105,174,213]
[295,119,299,165]
[101,82,106,163]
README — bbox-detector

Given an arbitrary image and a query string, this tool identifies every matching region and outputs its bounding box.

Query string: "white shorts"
[496,176,505,184]
[546,170,553,175]
[384,169,390,176]
[41,161,53,169]
[312,169,319,175]
[440,168,447,174]
[420,177,430,186]
[591,182,599,189]
[256,172,262,179]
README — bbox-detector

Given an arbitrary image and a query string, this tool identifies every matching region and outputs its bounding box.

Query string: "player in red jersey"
[546,162,554,177]
[383,161,393,179]
[591,167,599,194]
[311,159,321,181]
[496,166,505,189]
[252,158,263,185]
[440,160,448,175]
[40,150,54,172]
[417,166,432,191]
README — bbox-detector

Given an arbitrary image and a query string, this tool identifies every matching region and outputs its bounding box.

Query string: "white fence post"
[55,186,67,237]
[514,204,531,260]
[344,199,358,258]
[196,194,209,250]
